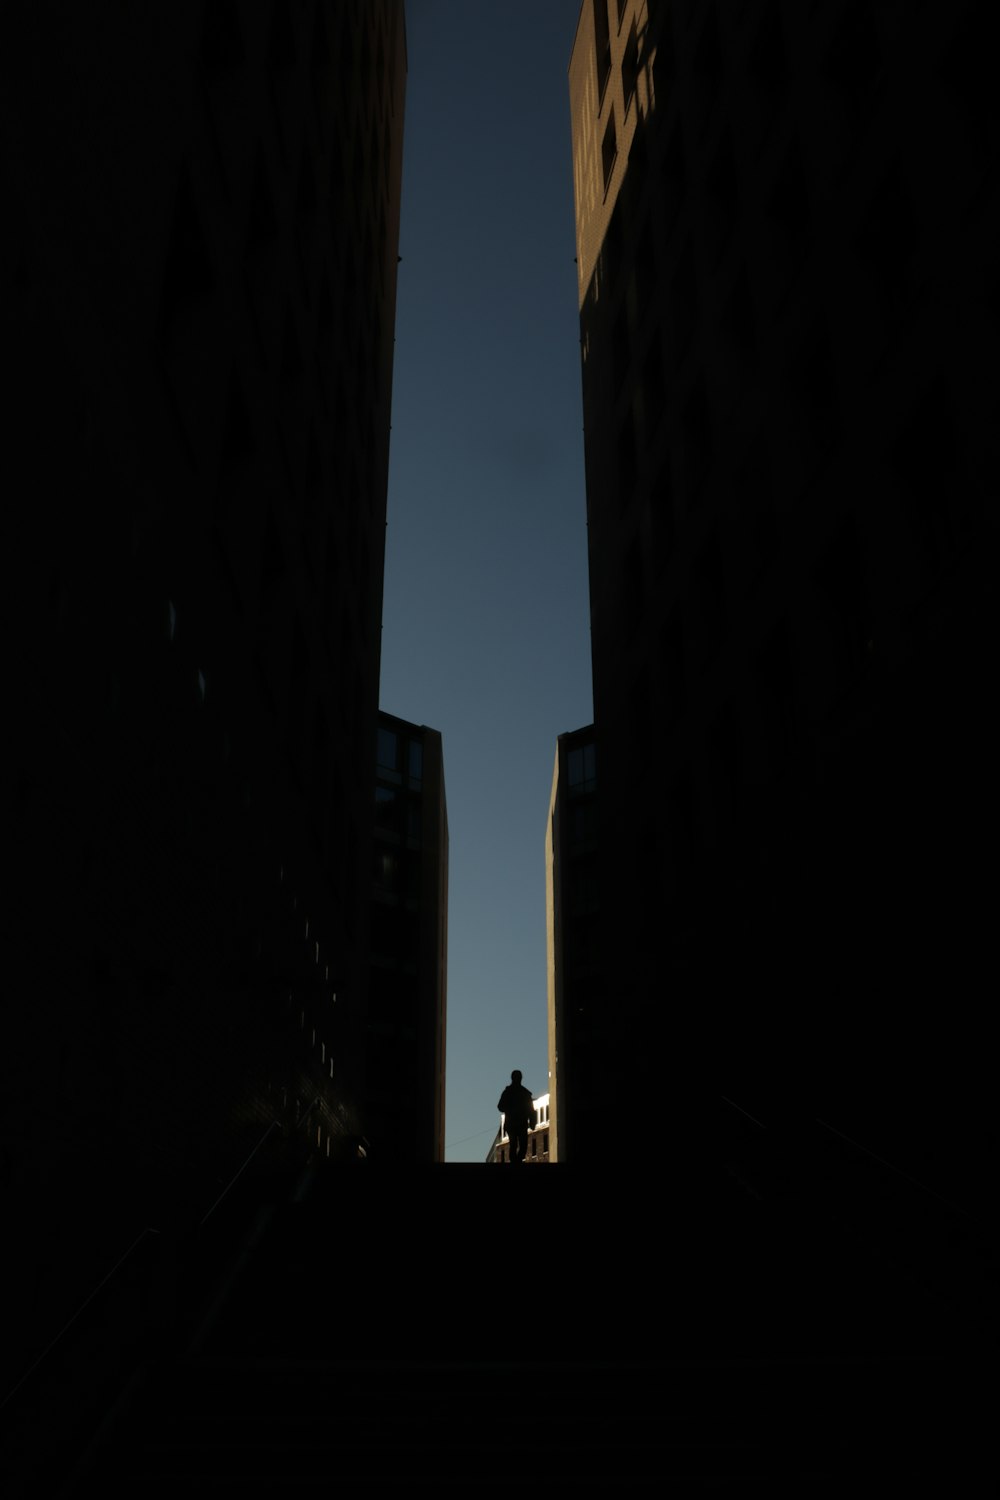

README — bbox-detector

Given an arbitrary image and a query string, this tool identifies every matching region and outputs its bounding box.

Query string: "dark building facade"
[568,1,998,1182]
[545,728,602,1164]
[368,713,449,1163]
[2,0,407,1396]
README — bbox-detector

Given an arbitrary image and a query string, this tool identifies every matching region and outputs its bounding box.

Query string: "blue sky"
[378,1,591,1161]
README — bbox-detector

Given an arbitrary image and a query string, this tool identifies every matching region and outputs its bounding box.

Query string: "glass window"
[602,109,618,193]
[408,738,423,786]
[374,850,399,891]
[622,21,639,111]
[568,742,597,790]
[594,0,612,100]
[376,726,398,771]
[375,785,400,833]
[572,802,597,847]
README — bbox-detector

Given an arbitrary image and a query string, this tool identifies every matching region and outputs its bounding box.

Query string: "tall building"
[368,712,449,1163]
[545,727,601,1164]
[568,1,997,1178]
[2,0,407,1393]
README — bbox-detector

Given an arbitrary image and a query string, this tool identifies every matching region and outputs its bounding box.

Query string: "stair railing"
[813,1116,977,1218]
[0,1225,161,1415]
[1,1113,295,1415]
[200,1119,283,1227]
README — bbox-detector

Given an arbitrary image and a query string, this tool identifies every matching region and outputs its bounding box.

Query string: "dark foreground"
[2,1125,995,1492]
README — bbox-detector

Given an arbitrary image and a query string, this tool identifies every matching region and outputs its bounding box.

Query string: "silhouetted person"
[498,1070,536,1165]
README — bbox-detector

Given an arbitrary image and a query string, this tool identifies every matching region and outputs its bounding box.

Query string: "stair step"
[41,1162,994,1493]
[73,1348,989,1487]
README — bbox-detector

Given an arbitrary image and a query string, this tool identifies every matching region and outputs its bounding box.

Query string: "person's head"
[511,1070,522,1084]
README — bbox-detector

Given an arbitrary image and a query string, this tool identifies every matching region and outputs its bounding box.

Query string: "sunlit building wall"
[489,1094,553,1164]
[569,0,998,1177]
[2,0,407,1391]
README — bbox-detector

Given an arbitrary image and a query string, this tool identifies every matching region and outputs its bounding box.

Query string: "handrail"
[718,1096,766,1130]
[813,1116,977,1219]
[1,1105,322,1418]
[295,1096,321,1131]
[198,1097,328,1226]
[199,1118,282,1227]
[0,1226,161,1414]
[718,1095,981,1222]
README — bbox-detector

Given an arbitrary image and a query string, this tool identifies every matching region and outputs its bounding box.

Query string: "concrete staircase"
[50,1155,993,1490]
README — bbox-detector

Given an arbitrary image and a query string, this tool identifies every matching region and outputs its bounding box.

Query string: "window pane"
[568,742,597,789]
[602,110,617,192]
[375,785,400,833]
[377,727,398,771]
[584,743,597,783]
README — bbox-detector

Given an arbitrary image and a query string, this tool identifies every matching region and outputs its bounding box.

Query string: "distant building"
[546,728,601,1164]
[489,1094,552,1164]
[568,1,998,1174]
[2,0,407,1389]
[367,712,449,1163]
